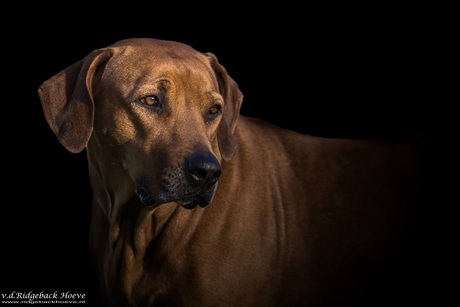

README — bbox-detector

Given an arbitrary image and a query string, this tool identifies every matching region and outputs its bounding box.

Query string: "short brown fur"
[39,38,425,306]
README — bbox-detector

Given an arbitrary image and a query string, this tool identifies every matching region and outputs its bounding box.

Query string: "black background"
[2,5,455,306]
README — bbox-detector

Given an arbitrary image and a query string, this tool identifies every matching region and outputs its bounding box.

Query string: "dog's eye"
[207,103,222,122]
[209,104,222,115]
[138,95,159,106]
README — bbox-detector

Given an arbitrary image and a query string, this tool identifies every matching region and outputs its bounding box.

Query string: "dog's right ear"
[38,48,113,153]
[206,52,243,161]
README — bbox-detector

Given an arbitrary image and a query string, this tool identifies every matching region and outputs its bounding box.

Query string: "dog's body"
[39,38,424,306]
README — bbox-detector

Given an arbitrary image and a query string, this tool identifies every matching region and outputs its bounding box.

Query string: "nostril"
[185,152,221,187]
[190,168,221,184]
[191,168,209,181]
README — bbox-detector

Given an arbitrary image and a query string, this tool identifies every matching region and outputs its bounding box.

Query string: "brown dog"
[39,38,425,306]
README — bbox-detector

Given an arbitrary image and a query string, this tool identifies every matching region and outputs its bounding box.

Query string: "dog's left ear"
[206,52,243,161]
[38,48,113,153]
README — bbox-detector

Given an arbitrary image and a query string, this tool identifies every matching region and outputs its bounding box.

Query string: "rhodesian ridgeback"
[39,38,425,306]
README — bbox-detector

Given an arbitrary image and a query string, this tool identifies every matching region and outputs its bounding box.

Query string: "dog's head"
[38,38,243,212]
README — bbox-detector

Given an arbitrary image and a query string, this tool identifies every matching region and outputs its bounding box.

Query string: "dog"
[39,38,426,306]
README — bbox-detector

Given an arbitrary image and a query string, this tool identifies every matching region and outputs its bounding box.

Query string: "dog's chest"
[103,207,299,306]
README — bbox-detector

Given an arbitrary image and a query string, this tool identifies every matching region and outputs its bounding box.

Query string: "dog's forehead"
[104,39,215,85]
[109,38,208,70]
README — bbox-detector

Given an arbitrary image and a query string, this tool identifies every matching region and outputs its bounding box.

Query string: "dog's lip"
[136,186,211,209]
[178,201,198,209]
[177,195,210,209]
[135,186,157,207]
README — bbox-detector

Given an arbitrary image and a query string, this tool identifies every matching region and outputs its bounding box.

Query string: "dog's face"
[39,38,243,213]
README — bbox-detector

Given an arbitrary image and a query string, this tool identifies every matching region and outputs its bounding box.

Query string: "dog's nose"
[185,152,221,188]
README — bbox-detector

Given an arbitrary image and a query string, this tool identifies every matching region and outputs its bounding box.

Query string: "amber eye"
[209,104,222,115]
[138,95,159,106]
[207,103,222,122]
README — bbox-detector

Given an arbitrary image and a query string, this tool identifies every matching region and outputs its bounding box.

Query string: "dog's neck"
[85,137,135,220]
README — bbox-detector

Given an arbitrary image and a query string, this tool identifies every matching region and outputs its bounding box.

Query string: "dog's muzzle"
[136,152,222,209]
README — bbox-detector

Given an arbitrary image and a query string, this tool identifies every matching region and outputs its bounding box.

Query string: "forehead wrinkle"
[168,58,218,105]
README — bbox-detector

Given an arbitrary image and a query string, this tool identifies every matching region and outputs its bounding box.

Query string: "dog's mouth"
[135,185,217,209]
[136,151,221,209]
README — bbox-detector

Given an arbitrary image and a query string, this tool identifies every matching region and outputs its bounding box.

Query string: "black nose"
[185,152,221,188]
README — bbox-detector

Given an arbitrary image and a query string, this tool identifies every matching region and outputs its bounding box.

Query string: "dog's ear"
[38,48,113,153]
[206,52,243,161]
